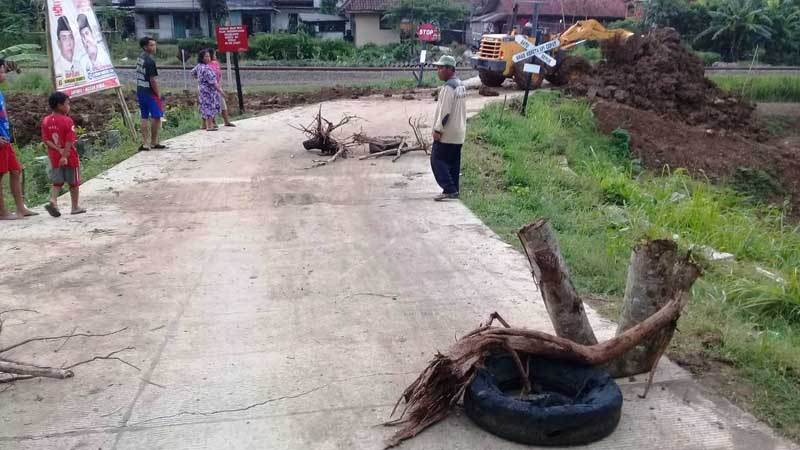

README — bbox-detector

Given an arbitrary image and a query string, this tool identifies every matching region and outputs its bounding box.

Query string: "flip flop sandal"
[152,144,167,149]
[138,145,151,152]
[207,127,219,131]
[23,210,39,217]
[71,208,87,215]
[45,202,61,218]
[224,123,236,127]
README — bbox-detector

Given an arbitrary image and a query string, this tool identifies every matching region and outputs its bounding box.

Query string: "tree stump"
[606,240,700,377]
[517,219,598,346]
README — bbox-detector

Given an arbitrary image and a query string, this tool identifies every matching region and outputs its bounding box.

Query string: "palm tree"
[763,0,800,64]
[695,0,773,61]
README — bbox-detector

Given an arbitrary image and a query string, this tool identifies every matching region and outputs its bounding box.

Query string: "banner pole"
[115,87,136,138]
[44,0,57,91]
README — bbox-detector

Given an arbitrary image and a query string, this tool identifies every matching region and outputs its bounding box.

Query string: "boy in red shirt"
[0,58,38,219]
[42,92,85,217]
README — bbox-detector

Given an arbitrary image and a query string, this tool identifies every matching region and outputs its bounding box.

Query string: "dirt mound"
[568,28,759,134]
[592,100,800,209]
[6,85,414,147]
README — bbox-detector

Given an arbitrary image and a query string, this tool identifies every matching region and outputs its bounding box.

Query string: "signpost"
[415,23,440,87]
[511,36,559,115]
[216,25,249,114]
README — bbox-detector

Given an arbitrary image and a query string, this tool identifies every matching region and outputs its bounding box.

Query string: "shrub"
[607,18,641,32]
[694,50,721,66]
[177,37,217,62]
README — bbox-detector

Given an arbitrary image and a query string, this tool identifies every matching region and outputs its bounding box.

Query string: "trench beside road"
[1,92,797,450]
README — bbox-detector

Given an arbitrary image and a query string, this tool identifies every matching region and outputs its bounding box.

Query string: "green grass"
[2,72,52,95]
[570,45,602,63]
[711,74,800,102]
[460,92,800,440]
[3,105,203,212]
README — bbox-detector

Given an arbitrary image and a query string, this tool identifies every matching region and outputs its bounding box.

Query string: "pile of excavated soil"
[567,28,760,135]
[592,100,800,209]
[565,28,800,210]
[6,86,421,147]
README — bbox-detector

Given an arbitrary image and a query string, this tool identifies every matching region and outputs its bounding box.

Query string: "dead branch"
[0,360,73,379]
[63,347,139,371]
[354,116,430,162]
[0,327,128,354]
[385,292,689,448]
[294,106,359,158]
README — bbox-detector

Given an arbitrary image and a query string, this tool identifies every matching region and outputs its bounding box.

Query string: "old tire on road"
[463,353,623,446]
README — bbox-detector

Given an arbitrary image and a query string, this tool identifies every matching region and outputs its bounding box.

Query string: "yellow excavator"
[471,19,633,89]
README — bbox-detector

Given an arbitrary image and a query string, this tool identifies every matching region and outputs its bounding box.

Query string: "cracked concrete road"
[1,92,797,450]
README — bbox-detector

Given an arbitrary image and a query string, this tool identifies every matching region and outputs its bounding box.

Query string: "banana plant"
[0,44,44,72]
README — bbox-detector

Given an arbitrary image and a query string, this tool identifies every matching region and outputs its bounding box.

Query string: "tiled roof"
[342,0,396,12]
[499,0,626,19]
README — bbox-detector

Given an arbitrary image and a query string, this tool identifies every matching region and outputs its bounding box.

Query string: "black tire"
[478,69,506,88]
[512,62,544,90]
[464,353,623,446]
[546,55,592,87]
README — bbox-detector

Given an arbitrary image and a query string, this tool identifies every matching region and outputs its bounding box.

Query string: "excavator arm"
[556,19,633,50]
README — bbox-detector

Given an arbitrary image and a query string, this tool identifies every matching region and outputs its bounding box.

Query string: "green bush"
[2,72,51,95]
[607,18,641,32]
[694,50,721,66]
[247,32,321,60]
[177,37,217,62]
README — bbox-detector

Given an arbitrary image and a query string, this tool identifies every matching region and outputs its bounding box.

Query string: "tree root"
[384,293,688,448]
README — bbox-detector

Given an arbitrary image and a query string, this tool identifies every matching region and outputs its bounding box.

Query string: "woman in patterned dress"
[192,49,223,131]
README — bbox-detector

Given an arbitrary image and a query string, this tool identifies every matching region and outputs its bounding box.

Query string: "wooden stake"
[115,87,136,138]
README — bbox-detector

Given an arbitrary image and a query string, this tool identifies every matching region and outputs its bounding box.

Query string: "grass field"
[460,92,800,440]
[711,74,800,102]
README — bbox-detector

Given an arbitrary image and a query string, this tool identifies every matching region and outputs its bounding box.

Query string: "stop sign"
[417,23,441,43]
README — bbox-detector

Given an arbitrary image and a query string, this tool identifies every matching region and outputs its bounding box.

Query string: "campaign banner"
[47,0,120,97]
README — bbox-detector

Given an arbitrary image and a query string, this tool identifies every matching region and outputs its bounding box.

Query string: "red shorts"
[0,143,21,174]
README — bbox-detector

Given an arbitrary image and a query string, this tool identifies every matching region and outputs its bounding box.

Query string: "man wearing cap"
[430,55,467,201]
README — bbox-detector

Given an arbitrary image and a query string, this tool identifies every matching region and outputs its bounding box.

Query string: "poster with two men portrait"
[47,0,121,97]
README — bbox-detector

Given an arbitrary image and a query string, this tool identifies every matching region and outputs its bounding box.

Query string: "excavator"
[471,18,633,89]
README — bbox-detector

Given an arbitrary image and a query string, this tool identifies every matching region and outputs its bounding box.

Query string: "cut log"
[606,240,700,377]
[517,219,598,345]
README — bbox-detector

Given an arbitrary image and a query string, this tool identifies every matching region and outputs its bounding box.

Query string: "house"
[228,0,280,34]
[125,0,327,40]
[342,0,400,47]
[470,0,629,46]
[299,13,349,39]
[271,0,324,33]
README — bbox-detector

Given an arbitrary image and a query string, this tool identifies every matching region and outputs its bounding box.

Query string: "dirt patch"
[592,100,800,209]
[7,86,425,148]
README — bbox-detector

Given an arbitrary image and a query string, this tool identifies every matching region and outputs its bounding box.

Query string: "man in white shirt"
[430,55,467,202]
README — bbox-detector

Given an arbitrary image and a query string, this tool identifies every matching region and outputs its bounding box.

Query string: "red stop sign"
[417,23,441,43]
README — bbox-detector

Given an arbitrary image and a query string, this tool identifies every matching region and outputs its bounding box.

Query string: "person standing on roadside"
[0,58,37,219]
[191,49,224,132]
[209,50,234,128]
[136,36,166,151]
[430,55,467,202]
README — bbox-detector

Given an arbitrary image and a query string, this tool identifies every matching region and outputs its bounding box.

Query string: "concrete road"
[0,92,797,450]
